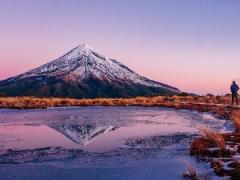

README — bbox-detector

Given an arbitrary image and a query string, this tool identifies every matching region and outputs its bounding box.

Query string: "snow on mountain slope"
[17,44,179,92]
[0,44,180,98]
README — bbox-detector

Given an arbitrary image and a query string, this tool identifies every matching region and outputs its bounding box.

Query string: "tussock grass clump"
[232,111,240,132]
[182,160,197,180]
[201,128,225,149]
[182,160,211,180]
[190,128,227,157]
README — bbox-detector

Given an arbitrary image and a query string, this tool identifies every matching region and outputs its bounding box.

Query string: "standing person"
[230,81,239,106]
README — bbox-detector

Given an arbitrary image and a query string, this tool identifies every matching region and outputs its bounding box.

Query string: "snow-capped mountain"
[0,44,180,98]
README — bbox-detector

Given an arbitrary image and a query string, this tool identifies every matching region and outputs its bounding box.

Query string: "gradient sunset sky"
[0,0,240,95]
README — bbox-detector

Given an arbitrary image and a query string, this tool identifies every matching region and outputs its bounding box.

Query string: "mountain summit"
[0,44,180,98]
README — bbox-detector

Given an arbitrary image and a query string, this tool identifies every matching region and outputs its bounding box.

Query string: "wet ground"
[0,106,234,179]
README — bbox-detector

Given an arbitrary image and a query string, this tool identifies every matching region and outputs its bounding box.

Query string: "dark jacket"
[231,83,239,94]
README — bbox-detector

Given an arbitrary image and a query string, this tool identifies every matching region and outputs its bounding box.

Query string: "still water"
[0,106,234,180]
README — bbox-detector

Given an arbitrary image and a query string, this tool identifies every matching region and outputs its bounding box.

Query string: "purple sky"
[1,0,240,95]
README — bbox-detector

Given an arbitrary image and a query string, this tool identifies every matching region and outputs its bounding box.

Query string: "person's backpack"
[231,84,239,93]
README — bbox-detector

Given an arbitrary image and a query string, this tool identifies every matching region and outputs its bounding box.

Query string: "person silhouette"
[230,81,239,106]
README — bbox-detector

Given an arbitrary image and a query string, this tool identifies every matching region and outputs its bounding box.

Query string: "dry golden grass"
[182,160,211,180]
[190,128,228,158]
[182,160,197,180]
[232,110,240,132]
[0,94,234,109]
[200,128,225,149]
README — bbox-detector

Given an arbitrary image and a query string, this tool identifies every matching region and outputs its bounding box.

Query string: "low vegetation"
[182,160,211,180]
[200,128,225,149]
[232,111,240,132]
[182,161,197,180]
[190,128,228,157]
[0,94,233,109]
[190,106,240,179]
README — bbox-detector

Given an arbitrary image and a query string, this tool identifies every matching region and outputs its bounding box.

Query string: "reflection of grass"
[0,94,234,109]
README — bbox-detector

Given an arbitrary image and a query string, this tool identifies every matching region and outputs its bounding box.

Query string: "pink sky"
[1,0,240,95]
